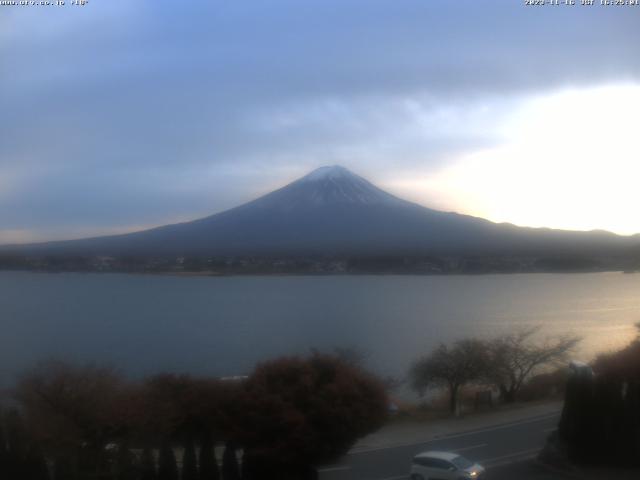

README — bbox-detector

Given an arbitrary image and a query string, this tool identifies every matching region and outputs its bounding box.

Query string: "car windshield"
[451,455,474,469]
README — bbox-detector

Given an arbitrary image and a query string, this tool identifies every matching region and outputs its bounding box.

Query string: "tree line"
[0,327,586,479]
[0,353,388,480]
[557,323,640,466]
[410,328,580,414]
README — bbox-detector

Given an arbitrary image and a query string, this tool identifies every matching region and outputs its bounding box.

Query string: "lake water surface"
[1,271,639,387]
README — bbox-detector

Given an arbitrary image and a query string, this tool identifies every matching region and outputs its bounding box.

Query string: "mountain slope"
[5,165,639,257]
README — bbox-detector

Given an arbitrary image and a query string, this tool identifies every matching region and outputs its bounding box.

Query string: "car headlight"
[468,472,478,477]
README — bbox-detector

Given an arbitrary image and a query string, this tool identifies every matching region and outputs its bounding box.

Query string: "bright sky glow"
[420,84,640,235]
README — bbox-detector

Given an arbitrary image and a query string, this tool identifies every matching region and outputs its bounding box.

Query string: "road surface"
[319,411,561,480]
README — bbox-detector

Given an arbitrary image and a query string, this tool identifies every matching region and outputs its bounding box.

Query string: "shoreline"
[0,268,634,278]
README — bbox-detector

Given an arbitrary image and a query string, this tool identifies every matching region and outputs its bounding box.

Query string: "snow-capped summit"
[274,165,401,207]
[299,165,356,182]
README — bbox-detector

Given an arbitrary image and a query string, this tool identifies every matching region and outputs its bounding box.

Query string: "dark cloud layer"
[1,0,639,242]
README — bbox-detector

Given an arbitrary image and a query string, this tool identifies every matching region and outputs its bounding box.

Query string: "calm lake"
[1,271,639,388]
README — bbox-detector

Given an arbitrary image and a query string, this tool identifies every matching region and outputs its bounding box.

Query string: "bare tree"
[332,347,369,369]
[130,373,228,444]
[410,339,490,414]
[332,347,403,392]
[488,327,580,402]
[236,353,388,479]
[14,360,128,476]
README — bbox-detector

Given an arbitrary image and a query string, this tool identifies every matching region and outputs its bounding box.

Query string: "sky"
[2,0,640,244]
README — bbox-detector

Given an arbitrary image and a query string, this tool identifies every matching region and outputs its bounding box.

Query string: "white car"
[410,451,485,480]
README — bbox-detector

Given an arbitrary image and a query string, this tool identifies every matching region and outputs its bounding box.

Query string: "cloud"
[1,0,640,241]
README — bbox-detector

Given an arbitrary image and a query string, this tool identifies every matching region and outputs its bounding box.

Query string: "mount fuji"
[6,165,638,258]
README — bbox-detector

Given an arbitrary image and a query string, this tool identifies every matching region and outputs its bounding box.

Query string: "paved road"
[318,411,561,480]
[480,459,566,480]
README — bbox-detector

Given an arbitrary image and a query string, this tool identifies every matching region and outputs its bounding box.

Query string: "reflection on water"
[0,271,638,387]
